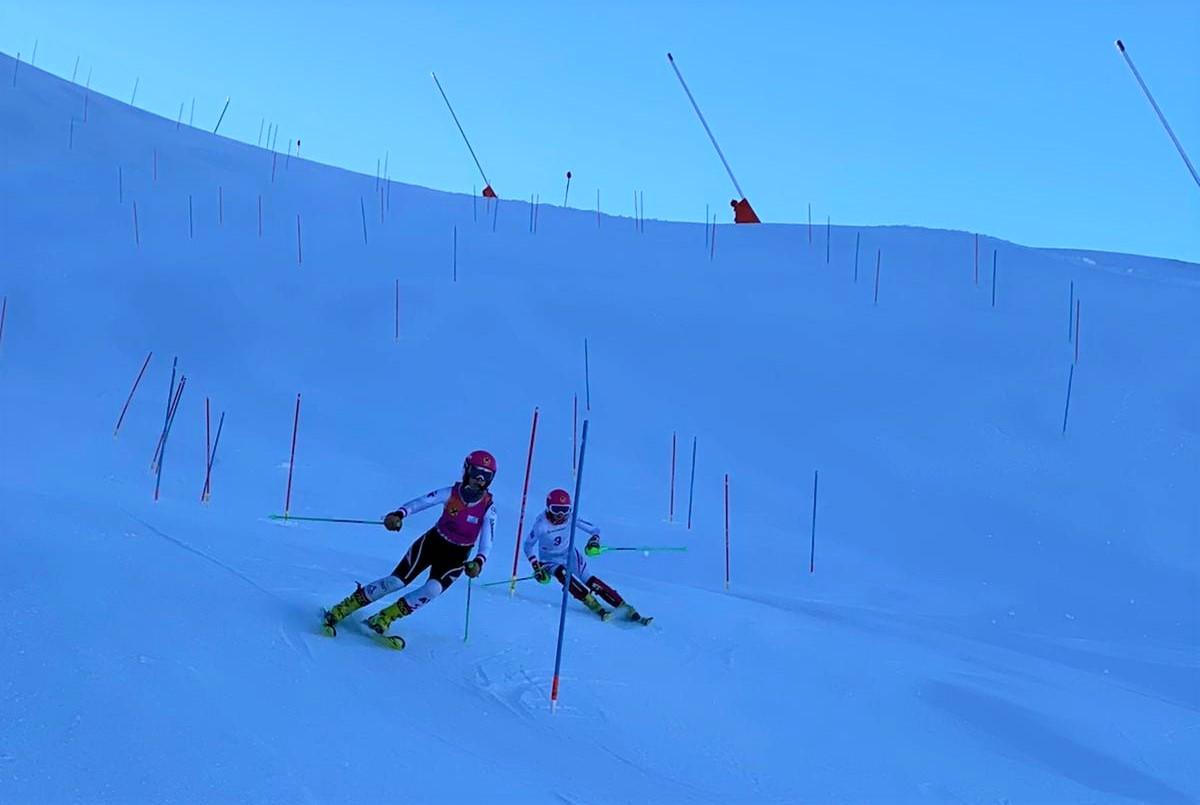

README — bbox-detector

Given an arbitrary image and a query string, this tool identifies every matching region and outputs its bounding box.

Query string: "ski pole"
[267,514,384,525]
[596,546,688,554]
[463,577,473,643]
[484,575,534,588]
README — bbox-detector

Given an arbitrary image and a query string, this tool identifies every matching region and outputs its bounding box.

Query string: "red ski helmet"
[462,449,497,490]
[546,488,572,524]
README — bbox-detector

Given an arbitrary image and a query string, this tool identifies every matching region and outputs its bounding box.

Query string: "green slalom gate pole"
[268,514,384,525]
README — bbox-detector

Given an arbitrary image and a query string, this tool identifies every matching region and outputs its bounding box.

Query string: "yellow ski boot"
[321,584,370,636]
[583,593,612,622]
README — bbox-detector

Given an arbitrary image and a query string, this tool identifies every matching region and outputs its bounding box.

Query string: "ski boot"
[365,598,412,636]
[363,598,411,650]
[321,584,370,636]
[621,604,653,626]
[583,593,612,622]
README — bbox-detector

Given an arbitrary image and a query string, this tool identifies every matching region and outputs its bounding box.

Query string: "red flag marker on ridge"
[667,52,760,224]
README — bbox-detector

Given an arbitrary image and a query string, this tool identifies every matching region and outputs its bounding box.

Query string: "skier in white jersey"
[523,488,652,624]
[321,450,498,647]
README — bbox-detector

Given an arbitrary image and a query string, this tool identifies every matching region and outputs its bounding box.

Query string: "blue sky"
[3,1,1197,261]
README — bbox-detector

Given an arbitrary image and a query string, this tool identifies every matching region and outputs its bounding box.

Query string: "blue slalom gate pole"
[686,436,698,529]
[551,418,590,711]
[584,338,591,411]
[1062,364,1075,434]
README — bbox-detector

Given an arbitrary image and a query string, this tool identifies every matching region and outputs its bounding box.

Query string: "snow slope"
[1,51,1197,804]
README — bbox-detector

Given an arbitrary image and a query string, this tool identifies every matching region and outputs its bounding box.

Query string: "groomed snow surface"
[1,52,1197,804]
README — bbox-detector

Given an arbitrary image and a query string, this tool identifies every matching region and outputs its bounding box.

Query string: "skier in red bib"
[321,450,498,647]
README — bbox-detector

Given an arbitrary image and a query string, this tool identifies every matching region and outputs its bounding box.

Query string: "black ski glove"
[383,510,404,531]
[531,559,551,584]
[464,556,485,578]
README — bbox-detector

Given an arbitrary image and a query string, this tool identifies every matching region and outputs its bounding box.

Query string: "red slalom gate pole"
[723,473,731,590]
[113,351,153,437]
[509,407,540,594]
[668,431,677,522]
[283,394,301,519]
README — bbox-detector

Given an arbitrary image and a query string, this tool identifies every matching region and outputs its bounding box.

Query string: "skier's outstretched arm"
[396,487,452,517]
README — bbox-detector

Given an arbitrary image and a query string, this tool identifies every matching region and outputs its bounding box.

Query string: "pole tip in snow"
[1115,39,1125,52]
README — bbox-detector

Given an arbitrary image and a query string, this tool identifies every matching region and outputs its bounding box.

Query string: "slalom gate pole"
[666,53,745,198]
[686,436,697,530]
[564,171,572,207]
[152,357,178,470]
[724,473,730,590]
[154,376,187,501]
[431,72,493,193]
[203,397,211,500]
[809,470,819,573]
[572,394,578,475]
[1074,301,1081,364]
[551,419,590,712]
[873,250,881,306]
[283,393,301,519]
[509,407,540,594]
[583,338,591,411]
[213,97,230,135]
[1068,282,1074,342]
[853,232,860,282]
[268,514,383,525]
[1062,364,1075,435]
[991,250,998,308]
[1115,40,1200,189]
[202,411,225,502]
[113,351,152,437]
[974,234,979,286]
[464,577,473,642]
[668,431,677,521]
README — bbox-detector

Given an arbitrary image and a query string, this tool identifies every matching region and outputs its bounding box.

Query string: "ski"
[319,609,406,650]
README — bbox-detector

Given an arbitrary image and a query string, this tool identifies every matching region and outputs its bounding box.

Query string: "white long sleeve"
[396,487,451,518]
[525,512,600,565]
[475,504,496,561]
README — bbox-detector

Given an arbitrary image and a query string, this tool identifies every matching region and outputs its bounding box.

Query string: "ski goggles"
[465,466,495,487]
[547,504,571,516]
